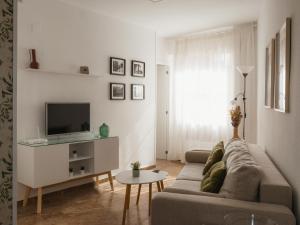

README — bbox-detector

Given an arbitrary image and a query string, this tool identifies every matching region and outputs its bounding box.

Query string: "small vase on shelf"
[73,150,77,158]
[69,168,74,177]
[29,49,39,69]
[80,166,85,175]
[99,123,109,138]
[131,161,141,177]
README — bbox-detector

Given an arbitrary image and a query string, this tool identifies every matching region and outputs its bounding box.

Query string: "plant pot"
[132,169,140,177]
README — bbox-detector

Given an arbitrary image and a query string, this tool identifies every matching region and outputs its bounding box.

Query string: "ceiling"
[60,0,262,37]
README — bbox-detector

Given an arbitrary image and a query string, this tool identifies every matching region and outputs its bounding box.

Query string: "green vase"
[99,123,109,138]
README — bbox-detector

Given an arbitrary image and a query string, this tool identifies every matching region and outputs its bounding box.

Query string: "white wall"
[17,0,156,198]
[257,0,300,221]
[156,36,169,65]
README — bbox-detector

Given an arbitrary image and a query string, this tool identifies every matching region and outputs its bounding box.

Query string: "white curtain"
[168,24,256,161]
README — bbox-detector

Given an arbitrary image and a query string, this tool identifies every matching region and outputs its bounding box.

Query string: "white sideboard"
[18,136,119,213]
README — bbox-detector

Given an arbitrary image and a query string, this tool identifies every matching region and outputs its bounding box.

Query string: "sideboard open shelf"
[18,136,119,214]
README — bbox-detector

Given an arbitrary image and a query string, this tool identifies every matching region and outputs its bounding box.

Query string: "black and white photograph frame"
[110,83,126,100]
[274,18,291,113]
[131,60,145,77]
[131,84,145,100]
[110,57,126,76]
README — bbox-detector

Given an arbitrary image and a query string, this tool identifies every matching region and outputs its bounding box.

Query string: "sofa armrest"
[185,150,210,163]
[151,192,295,225]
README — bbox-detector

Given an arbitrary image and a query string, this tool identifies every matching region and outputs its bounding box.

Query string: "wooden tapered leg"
[108,171,114,191]
[156,181,161,192]
[23,186,32,207]
[136,184,142,205]
[122,184,131,225]
[37,187,42,214]
[160,180,164,190]
[148,183,152,216]
[95,176,100,186]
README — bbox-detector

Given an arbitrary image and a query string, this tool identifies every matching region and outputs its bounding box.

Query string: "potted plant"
[131,161,141,177]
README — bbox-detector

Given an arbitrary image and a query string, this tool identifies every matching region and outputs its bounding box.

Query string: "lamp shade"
[236,66,254,75]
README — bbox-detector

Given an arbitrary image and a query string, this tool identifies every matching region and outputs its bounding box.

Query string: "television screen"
[46,103,90,136]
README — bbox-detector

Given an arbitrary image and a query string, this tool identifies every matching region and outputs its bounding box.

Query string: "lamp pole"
[242,73,247,140]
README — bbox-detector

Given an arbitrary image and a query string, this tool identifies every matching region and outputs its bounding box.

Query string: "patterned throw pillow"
[201,161,227,193]
[202,141,224,175]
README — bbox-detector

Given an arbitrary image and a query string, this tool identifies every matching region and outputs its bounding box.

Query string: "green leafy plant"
[131,161,141,170]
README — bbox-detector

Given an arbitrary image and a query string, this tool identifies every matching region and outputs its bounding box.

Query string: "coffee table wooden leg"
[156,181,161,192]
[108,171,114,191]
[136,184,142,205]
[148,183,152,216]
[122,184,131,225]
[23,186,32,207]
[95,176,100,186]
[160,180,164,190]
[37,187,42,214]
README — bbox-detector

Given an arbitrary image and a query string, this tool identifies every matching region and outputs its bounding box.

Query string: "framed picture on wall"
[131,84,145,100]
[265,39,275,108]
[131,60,145,77]
[110,57,126,76]
[274,18,291,113]
[110,83,125,100]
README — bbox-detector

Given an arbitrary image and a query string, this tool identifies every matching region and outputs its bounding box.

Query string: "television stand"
[18,136,119,214]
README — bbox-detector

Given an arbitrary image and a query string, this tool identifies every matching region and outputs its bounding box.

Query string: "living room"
[0,0,300,225]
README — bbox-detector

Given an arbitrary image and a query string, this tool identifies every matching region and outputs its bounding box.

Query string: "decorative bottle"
[29,49,39,69]
[99,123,109,138]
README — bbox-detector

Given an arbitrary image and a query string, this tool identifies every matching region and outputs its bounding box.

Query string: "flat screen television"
[46,103,90,136]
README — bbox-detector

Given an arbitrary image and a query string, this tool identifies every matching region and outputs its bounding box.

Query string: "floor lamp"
[232,66,254,139]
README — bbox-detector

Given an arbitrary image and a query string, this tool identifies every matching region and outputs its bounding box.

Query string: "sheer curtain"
[168,24,256,161]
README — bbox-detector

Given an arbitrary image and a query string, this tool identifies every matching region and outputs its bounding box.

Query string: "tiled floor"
[17,160,183,225]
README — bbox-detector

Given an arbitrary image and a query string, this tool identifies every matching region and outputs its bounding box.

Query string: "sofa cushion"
[220,139,261,201]
[201,161,226,193]
[203,141,224,175]
[177,163,205,181]
[185,150,210,163]
[163,180,223,198]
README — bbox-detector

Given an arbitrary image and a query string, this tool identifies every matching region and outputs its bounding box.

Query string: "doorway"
[156,65,169,159]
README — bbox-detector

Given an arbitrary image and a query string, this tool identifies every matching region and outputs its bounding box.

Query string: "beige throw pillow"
[220,140,261,201]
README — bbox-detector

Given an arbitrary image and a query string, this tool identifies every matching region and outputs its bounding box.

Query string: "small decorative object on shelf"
[80,166,85,175]
[230,105,242,139]
[80,66,89,74]
[69,168,74,177]
[72,150,78,158]
[29,49,39,69]
[131,161,141,177]
[99,123,109,138]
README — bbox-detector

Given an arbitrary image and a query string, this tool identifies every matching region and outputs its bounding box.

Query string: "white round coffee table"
[116,170,168,225]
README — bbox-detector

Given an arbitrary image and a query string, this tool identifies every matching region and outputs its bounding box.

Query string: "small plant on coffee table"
[131,161,141,177]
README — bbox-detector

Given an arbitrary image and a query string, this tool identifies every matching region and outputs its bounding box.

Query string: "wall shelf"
[24,68,103,78]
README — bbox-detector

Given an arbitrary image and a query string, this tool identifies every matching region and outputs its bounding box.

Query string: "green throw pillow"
[201,161,226,193]
[202,141,224,175]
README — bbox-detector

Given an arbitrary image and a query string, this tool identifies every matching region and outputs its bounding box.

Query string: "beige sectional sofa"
[151,141,296,225]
